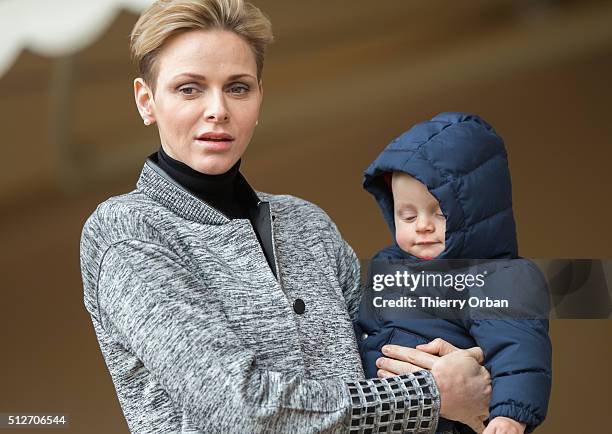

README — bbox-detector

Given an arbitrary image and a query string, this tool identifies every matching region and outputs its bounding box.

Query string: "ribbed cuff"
[345,370,440,433]
[489,402,543,433]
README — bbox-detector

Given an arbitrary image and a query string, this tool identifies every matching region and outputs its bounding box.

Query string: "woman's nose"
[204,90,229,123]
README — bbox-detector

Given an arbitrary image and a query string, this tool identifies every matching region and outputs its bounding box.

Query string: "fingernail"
[381,345,389,354]
[376,358,382,368]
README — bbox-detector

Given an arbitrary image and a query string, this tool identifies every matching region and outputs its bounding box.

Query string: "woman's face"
[134,29,262,174]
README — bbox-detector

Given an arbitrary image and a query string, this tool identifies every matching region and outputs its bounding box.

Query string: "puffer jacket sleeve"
[470,319,551,432]
[91,237,441,433]
[468,262,552,433]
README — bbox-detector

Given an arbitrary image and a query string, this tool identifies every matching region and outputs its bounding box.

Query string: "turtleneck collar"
[156,146,250,219]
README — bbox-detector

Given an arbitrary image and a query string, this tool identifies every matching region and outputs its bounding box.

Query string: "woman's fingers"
[415,338,459,356]
[416,339,486,365]
[376,368,395,378]
[380,345,438,370]
[465,346,485,364]
[376,356,423,375]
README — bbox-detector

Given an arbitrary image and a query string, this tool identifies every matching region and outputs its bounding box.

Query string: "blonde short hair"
[130,0,273,92]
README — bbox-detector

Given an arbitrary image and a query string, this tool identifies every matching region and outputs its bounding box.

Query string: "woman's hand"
[376,338,491,433]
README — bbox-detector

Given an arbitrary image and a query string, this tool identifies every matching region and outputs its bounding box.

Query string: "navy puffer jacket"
[357,113,552,432]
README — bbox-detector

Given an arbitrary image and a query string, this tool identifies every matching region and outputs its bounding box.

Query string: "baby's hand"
[483,416,526,434]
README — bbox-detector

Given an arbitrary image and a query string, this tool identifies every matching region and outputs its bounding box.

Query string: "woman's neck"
[156,146,246,218]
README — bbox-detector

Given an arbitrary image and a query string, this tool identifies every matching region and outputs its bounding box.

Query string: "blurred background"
[1,0,611,432]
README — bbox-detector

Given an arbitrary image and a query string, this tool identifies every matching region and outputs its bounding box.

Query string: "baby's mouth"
[416,241,440,246]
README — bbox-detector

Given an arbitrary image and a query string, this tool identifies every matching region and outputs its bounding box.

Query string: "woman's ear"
[134,78,156,125]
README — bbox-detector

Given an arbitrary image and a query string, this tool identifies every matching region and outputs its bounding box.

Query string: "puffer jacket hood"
[363,112,518,260]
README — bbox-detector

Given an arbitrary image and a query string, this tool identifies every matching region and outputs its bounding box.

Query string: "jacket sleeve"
[467,260,552,432]
[324,218,363,322]
[94,238,440,433]
[469,319,551,432]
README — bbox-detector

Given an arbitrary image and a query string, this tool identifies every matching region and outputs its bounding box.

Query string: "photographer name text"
[372,295,509,309]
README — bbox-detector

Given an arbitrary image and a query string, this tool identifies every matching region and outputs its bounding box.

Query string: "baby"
[356,113,552,434]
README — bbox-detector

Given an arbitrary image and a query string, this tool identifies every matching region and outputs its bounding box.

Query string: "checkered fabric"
[346,370,439,433]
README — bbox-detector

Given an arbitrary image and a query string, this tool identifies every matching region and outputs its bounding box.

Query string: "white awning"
[0,0,154,78]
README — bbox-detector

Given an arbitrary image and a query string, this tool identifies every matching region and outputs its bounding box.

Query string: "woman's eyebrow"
[227,73,256,80]
[172,72,206,81]
[172,72,256,81]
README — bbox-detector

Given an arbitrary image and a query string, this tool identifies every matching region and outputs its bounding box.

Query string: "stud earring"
[255,120,259,126]
[143,118,151,126]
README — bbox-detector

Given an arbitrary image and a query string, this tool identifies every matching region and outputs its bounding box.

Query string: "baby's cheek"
[395,226,414,254]
[438,238,446,251]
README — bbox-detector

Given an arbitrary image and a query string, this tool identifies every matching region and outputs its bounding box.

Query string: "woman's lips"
[197,132,234,141]
[195,134,234,152]
[195,139,233,152]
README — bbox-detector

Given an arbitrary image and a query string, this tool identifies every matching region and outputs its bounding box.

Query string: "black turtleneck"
[154,146,278,279]
[157,146,249,219]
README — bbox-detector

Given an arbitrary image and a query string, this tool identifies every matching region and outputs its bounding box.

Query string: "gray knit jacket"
[79,156,441,433]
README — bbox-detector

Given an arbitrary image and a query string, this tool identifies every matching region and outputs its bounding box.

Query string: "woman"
[80,1,491,432]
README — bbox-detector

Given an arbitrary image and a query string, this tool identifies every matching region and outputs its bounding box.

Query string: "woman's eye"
[178,85,199,96]
[228,84,249,95]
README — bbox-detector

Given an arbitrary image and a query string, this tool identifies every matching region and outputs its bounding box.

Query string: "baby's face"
[392,172,446,259]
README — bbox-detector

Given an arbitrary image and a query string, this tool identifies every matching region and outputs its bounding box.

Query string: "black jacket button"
[293,298,305,314]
